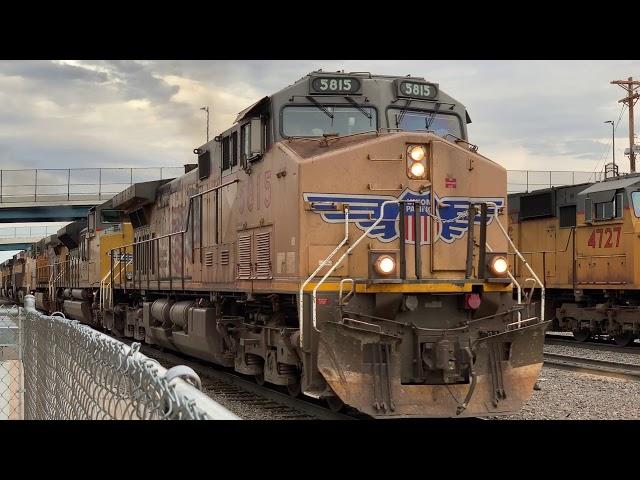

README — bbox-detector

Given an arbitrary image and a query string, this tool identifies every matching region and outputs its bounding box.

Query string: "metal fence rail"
[0,167,612,201]
[0,226,62,238]
[0,301,239,420]
[0,167,185,204]
[507,170,609,193]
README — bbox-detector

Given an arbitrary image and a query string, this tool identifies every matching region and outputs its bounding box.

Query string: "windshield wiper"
[395,99,412,128]
[305,96,333,119]
[344,96,372,119]
[425,103,441,130]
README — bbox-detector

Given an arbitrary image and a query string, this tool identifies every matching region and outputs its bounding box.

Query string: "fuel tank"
[63,300,93,323]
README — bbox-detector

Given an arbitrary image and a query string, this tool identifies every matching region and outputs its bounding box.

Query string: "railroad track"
[543,352,640,381]
[119,339,357,420]
[545,333,640,354]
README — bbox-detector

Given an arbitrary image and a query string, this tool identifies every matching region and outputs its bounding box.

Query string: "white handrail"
[311,200,400,333]
[99,257,133,310]
[486,241,522,324]
[484,201,545,323]
[299,208,349,346]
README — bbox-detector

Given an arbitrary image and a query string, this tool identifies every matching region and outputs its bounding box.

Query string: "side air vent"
[255,231,272,279]
[220,250,230,266]
[237,235,252,279]
[205,251,214,267]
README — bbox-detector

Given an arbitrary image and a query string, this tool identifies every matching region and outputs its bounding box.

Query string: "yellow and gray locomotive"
[509,173,640,346]
[9,71,548,418]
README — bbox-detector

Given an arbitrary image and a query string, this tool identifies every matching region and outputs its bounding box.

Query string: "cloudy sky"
[0,60,639,261]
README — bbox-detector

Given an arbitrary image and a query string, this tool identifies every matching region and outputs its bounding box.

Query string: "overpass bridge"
[0,167,183,223]
[0,226,63,251]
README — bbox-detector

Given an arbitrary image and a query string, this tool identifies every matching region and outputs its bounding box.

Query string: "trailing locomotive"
[509,173,640,346]
[4,71,548,418]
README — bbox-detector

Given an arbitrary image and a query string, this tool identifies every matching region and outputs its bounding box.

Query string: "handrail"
[111,178,240,251]
[106,178,239,295]
[100,257,132,310]
[486,241,522,324]
[484,201,545,323]
[311,200,400,333]
[299,207,349,346]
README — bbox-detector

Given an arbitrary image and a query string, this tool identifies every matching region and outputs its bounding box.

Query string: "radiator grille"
[255,232,272,279]
[205,251,214,267]
[237,235,252,279]
[220,250,229,265]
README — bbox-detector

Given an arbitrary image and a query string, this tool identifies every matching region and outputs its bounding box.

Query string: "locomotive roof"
[579,175,640,195]
[220,70,467,134]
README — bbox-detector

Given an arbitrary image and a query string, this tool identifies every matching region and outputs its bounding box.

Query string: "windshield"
[388,108,463,139]
[282,105,377,137]
[632,192,640,217]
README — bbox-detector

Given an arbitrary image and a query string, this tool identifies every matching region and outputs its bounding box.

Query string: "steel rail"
[543,352,640,381]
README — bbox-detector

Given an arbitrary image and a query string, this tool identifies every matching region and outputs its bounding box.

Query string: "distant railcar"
[509,174,640,346]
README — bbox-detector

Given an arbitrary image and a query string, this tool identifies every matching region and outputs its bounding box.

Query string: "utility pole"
[200,106,210,143]
[611,77,640,173]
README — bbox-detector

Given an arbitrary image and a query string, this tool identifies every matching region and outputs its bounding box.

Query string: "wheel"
[613,332,635,347]
[286,380,301,398]
[325,395,345,413]
[254,371,265,386]
[572,329,590,342]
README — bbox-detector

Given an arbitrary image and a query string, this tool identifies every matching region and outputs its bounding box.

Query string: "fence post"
[34,170,38,202]
[67,169,70,200]
[98,169,102,200]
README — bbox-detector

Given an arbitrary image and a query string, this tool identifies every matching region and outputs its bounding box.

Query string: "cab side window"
[222,136,230,171]
[240,123,251,166]
[231,131,238,168]
[592,191,624,221]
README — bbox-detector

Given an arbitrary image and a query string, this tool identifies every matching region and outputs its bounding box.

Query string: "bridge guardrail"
[0,167,612,203]
[0,167,184,204]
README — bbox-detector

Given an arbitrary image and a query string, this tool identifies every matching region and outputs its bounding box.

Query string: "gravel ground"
[493,338,640,420]
[494,366,640,419]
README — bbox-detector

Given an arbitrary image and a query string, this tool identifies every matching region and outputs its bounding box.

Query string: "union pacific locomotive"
[1,71,548,417]
[509,173,640,346]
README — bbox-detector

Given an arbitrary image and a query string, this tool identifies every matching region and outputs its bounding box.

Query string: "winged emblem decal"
[303,188,503,244]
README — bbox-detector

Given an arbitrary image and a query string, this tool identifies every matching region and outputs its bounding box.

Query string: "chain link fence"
[0,306,21,419]
[0,301,239,420]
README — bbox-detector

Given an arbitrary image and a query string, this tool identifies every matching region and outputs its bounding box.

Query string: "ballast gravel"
[493,366,640,419]
[491,333,640,420]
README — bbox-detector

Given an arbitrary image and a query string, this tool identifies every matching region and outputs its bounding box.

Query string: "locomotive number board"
[394,79,439,100]
[586,226,622,248]
[309,76,362,95]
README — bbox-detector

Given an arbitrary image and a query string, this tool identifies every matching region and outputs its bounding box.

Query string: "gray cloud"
[0,60,638,175]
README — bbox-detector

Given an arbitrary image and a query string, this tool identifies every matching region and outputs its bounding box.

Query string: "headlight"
[410,162,425,177]
[490,256,508,275]
[408,145,426,162]
[407,144,427,179]
[374,255,396,275]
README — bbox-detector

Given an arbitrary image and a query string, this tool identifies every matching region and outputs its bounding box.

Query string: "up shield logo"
[303,188,503,245]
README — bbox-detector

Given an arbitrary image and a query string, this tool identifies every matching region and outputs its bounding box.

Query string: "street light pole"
[200,106,210,143]
[605,120,615,169]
